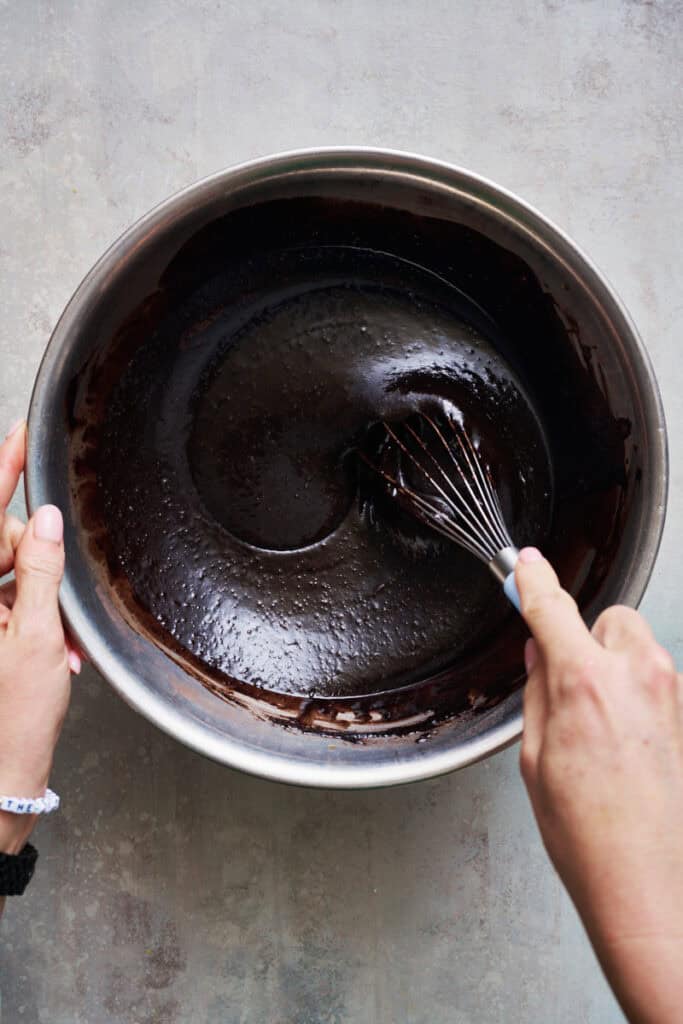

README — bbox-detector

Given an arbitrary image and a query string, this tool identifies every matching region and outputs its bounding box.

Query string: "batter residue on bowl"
[69,197,629,721]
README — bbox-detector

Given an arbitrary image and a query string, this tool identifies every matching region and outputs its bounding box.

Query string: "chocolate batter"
[69,197,629,727]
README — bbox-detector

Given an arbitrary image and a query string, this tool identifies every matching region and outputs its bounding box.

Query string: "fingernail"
[524,637,538,674]
[6,418,25,438]
[68,650,82,674]
[34,504,63,543]
[519,547,543,564]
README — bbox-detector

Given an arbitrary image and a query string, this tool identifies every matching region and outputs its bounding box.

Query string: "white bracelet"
[0,789,60,815]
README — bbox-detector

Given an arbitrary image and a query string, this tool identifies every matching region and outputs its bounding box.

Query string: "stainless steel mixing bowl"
[26,148,668,788]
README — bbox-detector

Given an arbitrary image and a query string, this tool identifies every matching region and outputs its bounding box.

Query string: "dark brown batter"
[68,196,629,728]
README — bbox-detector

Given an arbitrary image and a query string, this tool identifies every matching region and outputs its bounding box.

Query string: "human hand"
[0,420,78,856]
[516,547,683,1024]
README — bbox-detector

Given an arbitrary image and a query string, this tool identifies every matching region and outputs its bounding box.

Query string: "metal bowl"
[26,148,668,788]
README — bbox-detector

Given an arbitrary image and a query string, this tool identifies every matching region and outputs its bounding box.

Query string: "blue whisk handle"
[489,547,522,613]
[503,571,521,613]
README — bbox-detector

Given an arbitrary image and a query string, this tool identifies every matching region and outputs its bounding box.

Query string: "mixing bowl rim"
[26,146,668,788]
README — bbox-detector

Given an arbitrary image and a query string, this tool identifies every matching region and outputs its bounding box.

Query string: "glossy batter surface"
[70,197,628,714]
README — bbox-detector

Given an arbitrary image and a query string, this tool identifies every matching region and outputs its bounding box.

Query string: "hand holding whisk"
[361,411,522,611]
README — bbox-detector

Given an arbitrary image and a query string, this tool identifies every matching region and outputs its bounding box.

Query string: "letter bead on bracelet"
[0,789,60,815]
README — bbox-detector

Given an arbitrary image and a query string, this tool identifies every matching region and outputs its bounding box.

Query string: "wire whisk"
[362,411,522,611]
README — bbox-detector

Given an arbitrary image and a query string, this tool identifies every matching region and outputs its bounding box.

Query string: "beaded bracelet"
[0,789,60,815]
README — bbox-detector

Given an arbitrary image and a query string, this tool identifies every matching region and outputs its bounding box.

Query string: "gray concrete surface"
[0,1,681,1021]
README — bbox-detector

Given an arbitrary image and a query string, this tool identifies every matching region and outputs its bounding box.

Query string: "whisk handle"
[489,547,521,614]
[503,572,521,613]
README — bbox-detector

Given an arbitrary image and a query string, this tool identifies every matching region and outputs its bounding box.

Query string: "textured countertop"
[1,2,681,1021]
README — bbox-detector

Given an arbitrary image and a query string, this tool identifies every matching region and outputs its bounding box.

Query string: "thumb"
[12,504,65,633]
[515,547,594,665]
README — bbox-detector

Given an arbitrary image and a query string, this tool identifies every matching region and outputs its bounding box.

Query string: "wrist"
[592,932,683,1024]
[567,864,683,1024]
[0,810,36,855]
[0,776,50,854]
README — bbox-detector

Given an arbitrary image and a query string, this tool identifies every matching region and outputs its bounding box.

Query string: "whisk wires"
[363,412,514,565]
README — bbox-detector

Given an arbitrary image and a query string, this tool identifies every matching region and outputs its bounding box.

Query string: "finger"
[592,605,655,653]
[12,504,65,635]
[520,668,547,783]
[525,636,539,677]
[0,579,16,609]
[67,647,82,674]
[519,639,548,780]
[0,513,25,577]
[65,633,83,675]
[64,626,87,666]
[515,548,595,666]
[0,420,26,515]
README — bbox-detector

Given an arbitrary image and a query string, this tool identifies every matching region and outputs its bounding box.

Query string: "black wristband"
[0,843,38,896]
